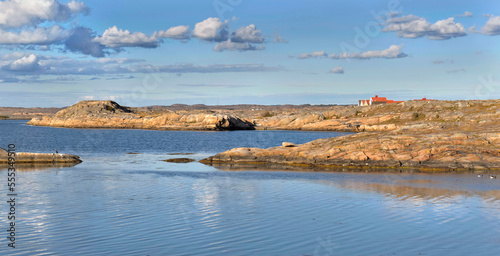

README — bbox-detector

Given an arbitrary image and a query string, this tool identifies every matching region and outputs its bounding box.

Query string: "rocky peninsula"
[26,99,500,171]
[200,99,500,171]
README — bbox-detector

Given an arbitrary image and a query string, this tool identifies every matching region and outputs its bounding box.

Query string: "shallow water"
[0,120,499,255]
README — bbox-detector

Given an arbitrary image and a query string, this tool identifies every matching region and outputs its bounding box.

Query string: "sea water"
[0,120,499,255]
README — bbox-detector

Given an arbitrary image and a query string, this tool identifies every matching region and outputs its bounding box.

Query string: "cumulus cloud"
[383,15,466,40]
[155,25,190,39]
[456,11,473,17]
[0,0,89,28]
[328,67,344,74]
[298,51,327,59]
[65,25,193,57]
[329,45,408,59]
[64,27,107,57]
[0,26,68,45]
[93,26,159,48]
[481,15,500,35]
[192,17,228,42]
[0,8,273,57]
[231,24,264,43]
[213,40,264,52]
[2,54,40,71]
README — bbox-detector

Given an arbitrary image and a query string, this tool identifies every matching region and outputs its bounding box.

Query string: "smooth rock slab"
[0,148,82,164]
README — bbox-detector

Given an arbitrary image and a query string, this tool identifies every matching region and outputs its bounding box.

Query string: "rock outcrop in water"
[201,99,500,171]
[0,148,82,164]
[27,100,255,131]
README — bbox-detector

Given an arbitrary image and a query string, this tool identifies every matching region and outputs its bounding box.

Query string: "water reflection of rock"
[206,164,425,173]
[333,181,500,201]
[0,162,81,171]
[209,164,500,200]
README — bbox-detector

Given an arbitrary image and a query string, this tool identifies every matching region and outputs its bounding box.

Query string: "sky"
[0,0,499,107]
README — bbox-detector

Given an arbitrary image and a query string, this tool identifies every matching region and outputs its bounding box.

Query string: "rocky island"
[27,100,255,131]
[26,99,500,171]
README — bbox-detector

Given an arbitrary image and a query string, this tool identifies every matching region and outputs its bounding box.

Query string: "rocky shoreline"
[26,99,500,171]
[200,131,500,172]
[200,99,500,171]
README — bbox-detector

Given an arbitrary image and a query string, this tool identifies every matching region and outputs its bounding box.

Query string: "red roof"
[414,98,435,101]
[371,96,387,102]
[387,100,404,104]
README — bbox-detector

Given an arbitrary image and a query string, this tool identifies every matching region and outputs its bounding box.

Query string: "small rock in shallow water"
[162,158,195,163]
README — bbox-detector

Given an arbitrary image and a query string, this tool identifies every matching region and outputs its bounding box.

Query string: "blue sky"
[0,0,499,107]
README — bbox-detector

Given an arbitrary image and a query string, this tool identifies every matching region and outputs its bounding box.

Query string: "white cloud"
[93,26,159,48]
[429,18,467,39]
[213,40,264,52]
[2,54,40,71]
[481,15,500,35]
[0,26,68,45]
[231,24,264,43]
[383,15,466,40]
[298,51,327,59]
[0,0,88,28]
[329,67,344,74]
[329,45,408,59]
[155,25,190,39]
[94,58,144,64]
[192,17,228,41]
[456,11,473,17]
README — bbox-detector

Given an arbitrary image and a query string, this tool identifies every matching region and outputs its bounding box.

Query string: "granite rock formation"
[27,100,255,131]
[0,148,82,164]
[201,99,500,171]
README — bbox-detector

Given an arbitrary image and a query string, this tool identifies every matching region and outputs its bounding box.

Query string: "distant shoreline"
[22,99,500,171]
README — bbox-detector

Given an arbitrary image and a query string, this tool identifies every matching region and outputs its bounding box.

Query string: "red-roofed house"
[370,95,387,105]
[358,95,435,106]
[358,95,405,106]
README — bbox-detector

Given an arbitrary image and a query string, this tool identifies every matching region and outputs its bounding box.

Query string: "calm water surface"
[0,120,499,255]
